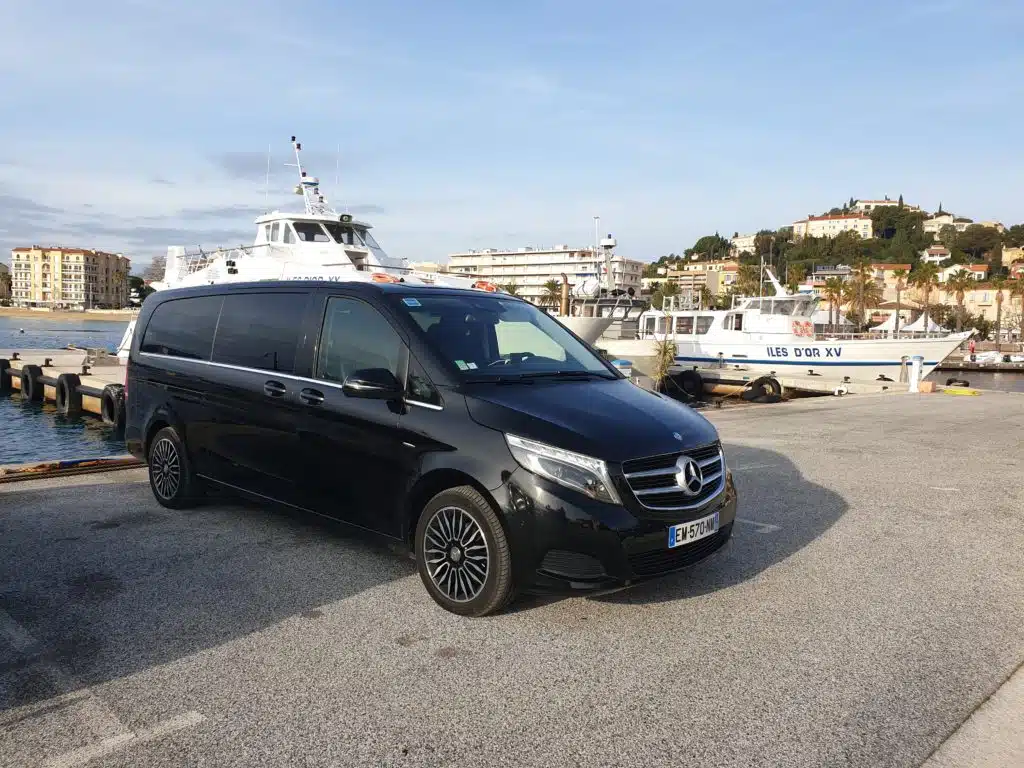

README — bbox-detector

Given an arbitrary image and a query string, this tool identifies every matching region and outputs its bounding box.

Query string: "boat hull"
[599,332,972,384]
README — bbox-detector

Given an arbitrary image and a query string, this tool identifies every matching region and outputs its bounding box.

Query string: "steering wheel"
[486,351,536,367]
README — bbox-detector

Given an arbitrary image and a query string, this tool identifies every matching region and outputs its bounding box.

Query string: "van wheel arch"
[144,418,171,457]
[404,470,502,550]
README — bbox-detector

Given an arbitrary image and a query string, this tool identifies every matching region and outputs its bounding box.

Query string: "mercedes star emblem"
[674,457,704,496]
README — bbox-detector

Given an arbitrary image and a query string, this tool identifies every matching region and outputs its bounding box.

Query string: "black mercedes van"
[126,281,737,616]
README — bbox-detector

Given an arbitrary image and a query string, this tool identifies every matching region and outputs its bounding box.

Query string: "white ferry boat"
[599,269,971,383]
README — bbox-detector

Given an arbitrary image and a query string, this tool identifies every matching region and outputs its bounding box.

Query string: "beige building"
[1001,246,1023,268]
[938,263,987,283]
[664,261,738,295]
[792,214,872,240]
[868,263,912,302]
[446,246,643,303]
[9,246,131,309]
[923,214,975,238]
[851,198,921,214]
[730,233,757,256]
[0,262,10,301]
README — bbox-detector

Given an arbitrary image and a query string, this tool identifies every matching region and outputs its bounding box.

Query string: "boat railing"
[814,331,953,341]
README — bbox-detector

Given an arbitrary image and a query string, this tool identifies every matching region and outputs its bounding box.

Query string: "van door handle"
[299,388,325,406]
[264,380,287,397]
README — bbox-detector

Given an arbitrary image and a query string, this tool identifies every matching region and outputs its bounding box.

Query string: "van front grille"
[621,442,725,512]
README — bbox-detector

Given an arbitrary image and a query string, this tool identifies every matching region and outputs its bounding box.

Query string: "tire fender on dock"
[0,359,11,394]
[20,365,44,402]
[742,375,783,403]
[100,384,125,431]
[56,373,83,416]
[672,370,704,399]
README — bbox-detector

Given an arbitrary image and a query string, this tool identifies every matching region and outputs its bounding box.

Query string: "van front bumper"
[498,467,738,594]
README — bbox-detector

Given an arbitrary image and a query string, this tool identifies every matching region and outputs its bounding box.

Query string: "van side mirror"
[342,368,403,400]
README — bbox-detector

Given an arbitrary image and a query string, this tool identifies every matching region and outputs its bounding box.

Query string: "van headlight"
[505,434,621,504]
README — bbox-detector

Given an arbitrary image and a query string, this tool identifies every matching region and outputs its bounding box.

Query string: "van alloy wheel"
[423,506,489,602]
[150,437,181,500]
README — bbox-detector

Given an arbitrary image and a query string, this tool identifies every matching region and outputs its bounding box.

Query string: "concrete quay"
[1,391,1022,767]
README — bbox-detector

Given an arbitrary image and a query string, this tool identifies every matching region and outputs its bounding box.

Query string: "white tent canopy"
[870,312,906,333]
[811,308,852,327]
[898,313,948,333]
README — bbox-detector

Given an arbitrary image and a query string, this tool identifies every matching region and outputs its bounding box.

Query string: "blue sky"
[1,0,1021,269]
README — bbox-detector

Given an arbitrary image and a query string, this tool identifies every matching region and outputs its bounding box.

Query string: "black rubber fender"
[56,373,83,416]
[945,377,970,387]
[674,370,704,399]
[0,359,10,394]
[20,364,43,402]
[740,385,766,401]
[100,384,125,431]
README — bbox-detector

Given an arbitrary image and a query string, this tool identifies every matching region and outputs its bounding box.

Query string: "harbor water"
[1,315,127,465]
[2,314,1023,465]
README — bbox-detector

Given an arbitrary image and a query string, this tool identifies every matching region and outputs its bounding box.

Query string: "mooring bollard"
[908,355,924,392]
[11,352,20,361]
[81,364,91,376]
[43,357,53,367]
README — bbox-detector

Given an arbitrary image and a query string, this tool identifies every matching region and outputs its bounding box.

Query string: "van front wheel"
[148,426,200,509]
[415,486,515,617]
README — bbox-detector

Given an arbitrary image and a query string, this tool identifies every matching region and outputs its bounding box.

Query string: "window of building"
[140,295,223,360]
[316,297,402,382]
[210,292,308,373]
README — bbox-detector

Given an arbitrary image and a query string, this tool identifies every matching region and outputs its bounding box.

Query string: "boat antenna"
[284,135,336,218]
[264,144,271,211]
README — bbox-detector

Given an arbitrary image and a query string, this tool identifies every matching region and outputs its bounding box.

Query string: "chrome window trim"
[137,352,444,410]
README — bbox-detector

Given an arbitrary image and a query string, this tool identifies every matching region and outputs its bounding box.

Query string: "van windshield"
[393,294,615,379]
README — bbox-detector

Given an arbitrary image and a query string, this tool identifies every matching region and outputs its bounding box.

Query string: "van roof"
[146,279,522,301]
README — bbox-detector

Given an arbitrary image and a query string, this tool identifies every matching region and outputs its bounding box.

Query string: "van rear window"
[140,296,223,360]
[211,293,308,373]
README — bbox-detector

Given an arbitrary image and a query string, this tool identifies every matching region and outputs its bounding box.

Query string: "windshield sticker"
[402,297,422,307]
[466,362,478,369]
[454,360,469,370]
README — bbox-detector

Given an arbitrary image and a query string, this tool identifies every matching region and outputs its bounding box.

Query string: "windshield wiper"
[516,370,616,380]
[462,376,535,385]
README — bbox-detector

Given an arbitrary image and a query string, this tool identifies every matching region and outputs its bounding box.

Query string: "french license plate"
[668,511,720,549]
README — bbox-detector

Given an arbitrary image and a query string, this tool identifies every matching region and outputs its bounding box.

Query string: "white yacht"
[117,137,504,358]
[599,269,971,384]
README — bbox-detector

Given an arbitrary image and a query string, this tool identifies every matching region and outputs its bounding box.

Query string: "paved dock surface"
[1,392,1022,767]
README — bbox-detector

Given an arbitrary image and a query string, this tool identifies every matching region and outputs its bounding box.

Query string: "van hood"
[463,378,719,463]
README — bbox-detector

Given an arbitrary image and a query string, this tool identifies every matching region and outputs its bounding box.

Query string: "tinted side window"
[211,293,308,374]
[406,355,441,407]
[140,296,223,360]
[316,297,401,382]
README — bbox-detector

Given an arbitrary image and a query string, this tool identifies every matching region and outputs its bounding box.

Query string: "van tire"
[20,365,43,402]
[147,426,200,509]
[56,374,83,416]
[414,486,515,617]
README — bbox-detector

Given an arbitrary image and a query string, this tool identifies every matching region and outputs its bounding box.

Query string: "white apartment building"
[938,263,988,283]
[922,213,974,238]
[792,214,872,240]
[850,198,921,214]
[730,233,757,256]
[9,246,131,308]
[919,246,951,265]
[446,245,643,303]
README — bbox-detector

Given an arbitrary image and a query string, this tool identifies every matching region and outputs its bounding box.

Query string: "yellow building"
[1002,246,1023,268]
[9,246,131,309]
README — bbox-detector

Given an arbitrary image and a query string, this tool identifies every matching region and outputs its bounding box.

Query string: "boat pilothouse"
[598,267,972,385]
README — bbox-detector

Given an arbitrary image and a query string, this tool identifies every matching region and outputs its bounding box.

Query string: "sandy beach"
[0,307,134,323]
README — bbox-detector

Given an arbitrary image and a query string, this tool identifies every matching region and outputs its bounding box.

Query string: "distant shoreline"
[0,307,133,323]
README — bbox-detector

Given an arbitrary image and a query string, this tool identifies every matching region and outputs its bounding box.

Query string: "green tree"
[688,233,731,261]
[944,269,974,331]
[959,224,1001,261]
[845,263,884,330]
[938,224,959,252]
[892,268,908,333]
[0,267,11,301]
[822,277,845,333]
[502,280,520,297]
[541,279,562,308]
[909,262,941,332]
[786,264,805,293]
[1002,224,1024,248]
[736,264,760,296]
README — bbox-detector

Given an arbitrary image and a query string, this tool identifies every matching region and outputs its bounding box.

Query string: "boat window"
[270,222,281,242]
[695,316,714,334]
[322,222,367,247]
[644,316,657,335]
[263,224,271,242]
[768,299,797,316]
[283,224,296,244]
[726,313,743,331]
[211,292,308,374]
[675,316,694,334]
[293,222,332,243]
[745,299,762,311]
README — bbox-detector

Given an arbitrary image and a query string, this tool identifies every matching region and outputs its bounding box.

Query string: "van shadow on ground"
[592,443,848,606]
[0,482,415,712]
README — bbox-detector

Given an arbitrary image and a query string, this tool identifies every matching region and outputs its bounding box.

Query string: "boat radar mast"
[285,135,337,218]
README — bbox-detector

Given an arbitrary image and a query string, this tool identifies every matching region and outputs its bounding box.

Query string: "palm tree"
[786,264,805,293]
[502,280,520,297]
[909,262,940,334]
[112,270,127,309]
[844,263,884,330]
[822,277,845,333]
[0,267,11,303]
[736,264,760,296]
[892,268,907,333]
[541,279,562,308]
[944,268,974,332]
[991,275,1006,350]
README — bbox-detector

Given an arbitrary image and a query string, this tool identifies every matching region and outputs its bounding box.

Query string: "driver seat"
[426,314,490,369]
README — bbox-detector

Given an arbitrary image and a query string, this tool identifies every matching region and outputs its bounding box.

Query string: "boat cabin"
[252,211,396,271]
[640,293,819,339]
